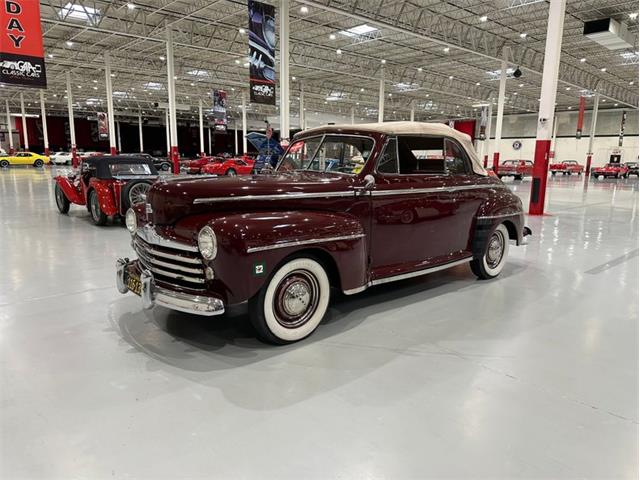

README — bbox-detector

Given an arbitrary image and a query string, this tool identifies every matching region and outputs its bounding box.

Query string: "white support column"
[165,109,170,156]
[39,90,49,155]
[529,0,566,215]
[492,46,508,171]
[104,53,117,156]
[234,120,238,155]
[166,28,179,172]
[116,121,122,152]
[138,110,144,152]
[279,0,290,140]
[549,114,559,157]
[208,126,212,155]
[410,101,415,122]
[66,72,77,163]
[242,93,247,154]
[198,98,205,157]
[585,92,600,174]
[5,99,14,154]
[378,65,385,122]
[19,92,28,150]
[485,102,493,167]
[350,106,355,124]
[299,81,305,130]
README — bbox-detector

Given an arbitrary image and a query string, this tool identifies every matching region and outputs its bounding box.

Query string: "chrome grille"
[133,235,205,290]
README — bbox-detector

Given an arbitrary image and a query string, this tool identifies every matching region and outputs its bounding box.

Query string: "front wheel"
[249,257,331,344]
[0,160,9,168]
[551,171,556,176]
[88,190,107,226]
[33,159,44,168]
[226,168,237,176]
[55,184,70,214]
[471,223,510,280]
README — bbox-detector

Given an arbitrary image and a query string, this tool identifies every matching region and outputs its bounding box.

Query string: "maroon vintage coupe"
[117,122,531,344]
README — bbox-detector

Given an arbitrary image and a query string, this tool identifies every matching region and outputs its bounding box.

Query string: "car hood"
[147,171,357,225]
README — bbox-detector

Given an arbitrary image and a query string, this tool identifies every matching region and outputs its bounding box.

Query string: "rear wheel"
[88,190,107,226]
[54,184,70,214]
[249,257,330,344]
[33,159,44,168]
[471,223,510,280]
[0,160,9,168]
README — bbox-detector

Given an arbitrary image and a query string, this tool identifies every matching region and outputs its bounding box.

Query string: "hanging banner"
[576,96,585,139]
[212,89,227,132]
[0,0,47,88]
[479,106,488,140]
[618,110,626,147]
[248,0,276,105]
[97,112,109,139]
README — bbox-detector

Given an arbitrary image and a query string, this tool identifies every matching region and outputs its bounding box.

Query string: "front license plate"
[126,272,142,296]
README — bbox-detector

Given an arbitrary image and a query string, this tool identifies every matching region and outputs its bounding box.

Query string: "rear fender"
[193,211,368,305]
[88,180,118,216]
[54,176,84,205]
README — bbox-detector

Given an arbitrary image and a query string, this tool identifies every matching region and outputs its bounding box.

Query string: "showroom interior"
[0,0,638,478]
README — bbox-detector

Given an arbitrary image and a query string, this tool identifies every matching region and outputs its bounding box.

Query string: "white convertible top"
[302,121,487,176]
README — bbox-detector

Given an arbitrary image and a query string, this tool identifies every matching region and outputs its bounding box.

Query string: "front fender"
[89,180,118,216]
[184,210,368,305]
[54,176,84,205]
[473,188,526,252]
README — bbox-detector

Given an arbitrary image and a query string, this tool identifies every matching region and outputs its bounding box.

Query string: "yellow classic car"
[0,152,50,168]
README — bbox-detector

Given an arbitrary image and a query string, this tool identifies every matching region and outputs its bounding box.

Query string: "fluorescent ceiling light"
[393,82,419,92]
[339,24,378,38]
[143,82,163,90]
[326,91,346,101]
[112,91,128,97]
[486,67,516,80]
[187,69,210,77]
[59,2,101,23]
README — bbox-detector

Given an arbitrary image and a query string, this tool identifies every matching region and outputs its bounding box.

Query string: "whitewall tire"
[249,257,330,344]
[471,223,510,280]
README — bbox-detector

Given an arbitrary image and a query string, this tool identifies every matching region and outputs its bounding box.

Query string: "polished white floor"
[1,167,637,479]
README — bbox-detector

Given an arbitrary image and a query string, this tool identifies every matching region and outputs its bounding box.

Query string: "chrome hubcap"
[129,183,149,205]
[273,270,319,328]
[486,230,505,268]
[91,196,100,220]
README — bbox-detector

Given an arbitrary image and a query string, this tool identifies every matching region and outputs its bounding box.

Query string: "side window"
[307,136,374,174]
[444,139,471,175]
[396,136,445,174]
[377,138,398,174]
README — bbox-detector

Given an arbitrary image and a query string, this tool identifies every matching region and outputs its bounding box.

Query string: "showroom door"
[368,135,473,281]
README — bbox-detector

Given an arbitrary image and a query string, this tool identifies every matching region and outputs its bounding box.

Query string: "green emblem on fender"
[253,261,265,276]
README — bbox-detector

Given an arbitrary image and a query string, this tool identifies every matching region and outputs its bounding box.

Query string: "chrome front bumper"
[116,258,225,316]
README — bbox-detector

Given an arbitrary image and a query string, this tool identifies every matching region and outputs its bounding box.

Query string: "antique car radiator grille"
[133,237,205,290]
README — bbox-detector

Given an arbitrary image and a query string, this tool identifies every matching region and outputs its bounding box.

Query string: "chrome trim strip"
[137,257,205,284]
[370,184,503,197]
[476,212,522,219]
[135,224,198,252]
[134,246,204,275]
[342,257,473,294]
[193,191,355,204]
[134,239,202,265]
[246,233,365,253]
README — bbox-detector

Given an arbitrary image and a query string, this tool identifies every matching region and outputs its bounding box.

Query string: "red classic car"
[200,156,255,176]
[116,122,531,344]
[494,160,533,180]
[591,163,629,179]
[549,160,584,175]
[180,156,224,174]
[54,156,159,225]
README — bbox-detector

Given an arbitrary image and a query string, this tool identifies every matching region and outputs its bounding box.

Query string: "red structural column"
[529,0,567,215]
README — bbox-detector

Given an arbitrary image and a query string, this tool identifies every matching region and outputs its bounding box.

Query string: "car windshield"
[563,161,577,164]
[606,163,620,168]
[109,163,152,176]
[277,135,374,175]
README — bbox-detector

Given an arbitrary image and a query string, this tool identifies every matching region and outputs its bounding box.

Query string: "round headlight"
[125,209,137,234]
[198,226,217,260]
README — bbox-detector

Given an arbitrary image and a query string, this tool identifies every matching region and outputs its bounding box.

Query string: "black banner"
[248,0,276,105]
[618,110,626,147]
